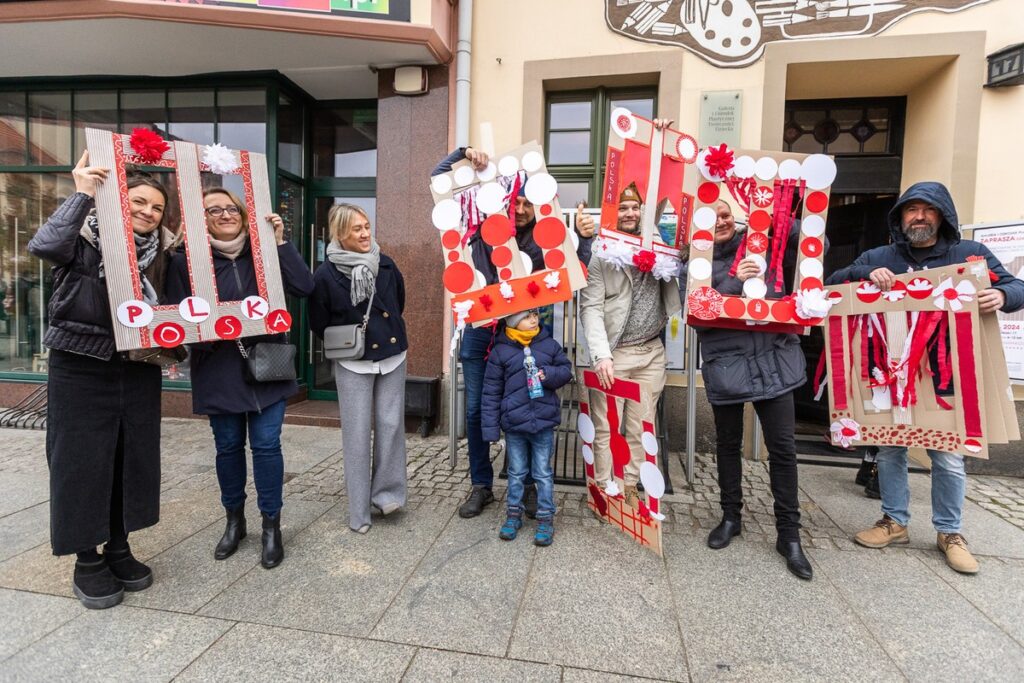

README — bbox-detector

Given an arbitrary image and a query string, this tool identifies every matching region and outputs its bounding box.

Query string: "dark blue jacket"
[308,254,408,361]
[481,327,573,440]
[165,240,314,415]
[826,182,1024,313]
[432,148,593,272]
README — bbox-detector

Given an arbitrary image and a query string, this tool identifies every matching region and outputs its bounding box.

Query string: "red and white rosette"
[856,281,882,304]
[687,286,724,321]
[639,461,666,522]
[932,277,977,312]
[610,107,638,140]
[795,287,833,320]
[881,280,907,303]
[830,418,861,448]
[675,133,698,163]
[907,277,934,300]
[752,185,774,208]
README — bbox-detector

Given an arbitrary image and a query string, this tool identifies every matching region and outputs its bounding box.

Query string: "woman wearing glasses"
[166,187,314,569]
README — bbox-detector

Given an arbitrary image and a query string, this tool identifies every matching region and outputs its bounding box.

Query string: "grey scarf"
[87,212,161,305]
[326,240,379,306]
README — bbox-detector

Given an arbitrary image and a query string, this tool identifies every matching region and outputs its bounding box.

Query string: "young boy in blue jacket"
[481,309,573,545]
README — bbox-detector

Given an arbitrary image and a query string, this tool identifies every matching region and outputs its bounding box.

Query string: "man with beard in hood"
[679,199,816,580]
[827,181,1024,575]
[431,147,594,520]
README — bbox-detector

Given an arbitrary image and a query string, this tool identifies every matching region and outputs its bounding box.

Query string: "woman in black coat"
[308,203,408,534]
[165,187,314,569]
[28,152,174,609]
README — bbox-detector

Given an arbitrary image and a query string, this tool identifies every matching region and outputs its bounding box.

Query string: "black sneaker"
[523,484,539,519]
[73,559,124,609]
[458,486,495,519]
[103,546,153,592]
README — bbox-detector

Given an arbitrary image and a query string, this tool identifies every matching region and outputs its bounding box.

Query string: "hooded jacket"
[826,182,1024,313]
[480,326,573,441]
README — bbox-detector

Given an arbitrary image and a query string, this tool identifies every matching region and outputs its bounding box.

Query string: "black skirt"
[46,349,162,555]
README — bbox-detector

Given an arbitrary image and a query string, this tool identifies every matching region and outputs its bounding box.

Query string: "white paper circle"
[476,182,506,215]
[241,295,269,320]
[693,206,717,230]
[582,444,594,465]
[697,149,717,181]
[754,157,779,181]
[476,162,497,182]
[639,461,665,498]
[524,172,557,206]
[641,431,659,455]
[743,278,768,299]
[577,413,596,442]
[430,174,452,195]
[178,296,211,323]
[474,270,488,290]
[521,150,544,173]
[732,155,756,179]
[116,300,153,328]
[800,258,824,278]
[453,165,476,187]
[676,136,698,162]
[498,155,520,177]
[520,251,533,275]
[802,154,837,190]
[747,253,767,274]
[431,199,461,231]
[689,257,712,281]
[801,215,826,238]
[610,107,637,139]
[778,158,802,180]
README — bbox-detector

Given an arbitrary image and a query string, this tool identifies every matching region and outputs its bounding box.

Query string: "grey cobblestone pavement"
[2,419,1024,681]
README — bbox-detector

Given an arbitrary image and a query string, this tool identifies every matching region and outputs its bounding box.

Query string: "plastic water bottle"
[523,348,544,400]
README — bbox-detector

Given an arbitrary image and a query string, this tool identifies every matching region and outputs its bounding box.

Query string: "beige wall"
[469,0,1022,223]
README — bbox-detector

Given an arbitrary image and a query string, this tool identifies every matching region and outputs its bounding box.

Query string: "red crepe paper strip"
[829,316,849,410]
[812,346,828,399]
[526,281,540,298]
[633,249,656,273]
[459,190,483,248]
[767,179,804,291]
[637,499,653,523]
[898,311,943,409]
[724,176,755,214]
[954,311,983,437]
[704,143,735,179]
[727,233,748,277]
[129,128,169,164]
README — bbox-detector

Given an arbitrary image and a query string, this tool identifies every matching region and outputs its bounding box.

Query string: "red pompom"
[704,143,735,179]
[129,128,169,164]
[526,281,541,298]
[479,294,493,311]
[632,249,656,273]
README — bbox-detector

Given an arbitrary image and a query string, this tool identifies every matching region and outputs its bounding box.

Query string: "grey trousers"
[334,360,408,531]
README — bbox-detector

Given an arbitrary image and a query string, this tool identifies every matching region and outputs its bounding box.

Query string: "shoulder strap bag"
[236,339,297,384]
[323,288,375,361]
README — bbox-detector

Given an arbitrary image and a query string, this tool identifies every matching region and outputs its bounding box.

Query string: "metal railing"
[0,384,47,430]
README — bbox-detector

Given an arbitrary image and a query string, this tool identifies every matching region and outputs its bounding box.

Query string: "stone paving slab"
[0,588,80,661]
[175,622,416,682]
[0,472,48,520]
[0,503,48,564]
[402,649,562,682]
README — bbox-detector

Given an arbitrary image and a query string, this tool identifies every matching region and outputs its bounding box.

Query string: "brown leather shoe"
[624,484,640,509]
[854,516,909,548]
[937,533,979,574]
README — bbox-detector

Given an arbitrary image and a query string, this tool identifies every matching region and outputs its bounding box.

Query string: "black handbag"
[236,340,297,384]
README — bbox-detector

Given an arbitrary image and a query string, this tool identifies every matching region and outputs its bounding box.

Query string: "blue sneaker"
[534,518,554,546]
[499,514,523,541]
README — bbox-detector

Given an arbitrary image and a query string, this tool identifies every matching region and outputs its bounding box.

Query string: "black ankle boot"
[261,512,283,569]
[215,505,247,560]
[103,544,153,592]
[776,538,813,580]
[73,558,124,609]
[707,518,742,549]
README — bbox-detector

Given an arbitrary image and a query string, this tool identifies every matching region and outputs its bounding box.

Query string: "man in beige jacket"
[580,182,681,507]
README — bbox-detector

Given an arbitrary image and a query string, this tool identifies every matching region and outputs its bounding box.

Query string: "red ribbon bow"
[632,249,656,273]
[129,128,169,164]
[704,143,735,179]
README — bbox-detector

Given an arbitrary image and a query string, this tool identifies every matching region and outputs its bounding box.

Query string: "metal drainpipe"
[449,0,473,467]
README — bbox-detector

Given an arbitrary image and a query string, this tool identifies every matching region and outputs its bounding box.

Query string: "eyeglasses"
[205,206,241,217]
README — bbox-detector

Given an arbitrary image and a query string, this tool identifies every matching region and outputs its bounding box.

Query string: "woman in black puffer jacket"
[28,152,175,610]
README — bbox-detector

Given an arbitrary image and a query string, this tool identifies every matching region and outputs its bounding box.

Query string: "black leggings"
[711,393,802,541]
[76,429,129,562]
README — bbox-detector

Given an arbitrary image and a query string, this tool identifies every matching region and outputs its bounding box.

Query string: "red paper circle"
[443,262,475,293]
[266,309,292,333]
[544,250,565,269]
[490,245,513,267]
[801,277,823,290]
[749,210,771,231]
[214,315,242,340]
[616,114,631,133]
[771,300,794,322]
[481,214,512,247]
[697,182,720,204]
[447,250,460,262]
[801,237,823,258]
[687,286,724,321]
[153,322,185,348]
[540,204,553,216]
[499,268,513,281]
[806,191,829,214]
[534,216,567,250]
[723,296,746,318]
[746,232,769,253]
[748,299,770,320]
[441,229,461,250]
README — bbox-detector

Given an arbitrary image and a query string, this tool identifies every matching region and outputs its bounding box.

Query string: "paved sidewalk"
[1,419,1023,681]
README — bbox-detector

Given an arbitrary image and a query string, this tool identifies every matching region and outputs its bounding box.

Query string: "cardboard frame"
[578,370,665,557]
[87,128,291,351]
[683,147,836,333]
[428,142,586,325]
[822,262,1019,458]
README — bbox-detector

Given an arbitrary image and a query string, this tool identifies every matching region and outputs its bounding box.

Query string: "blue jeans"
[505,429,555,519]
[876,446,965,533]
[208,399,287,517]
